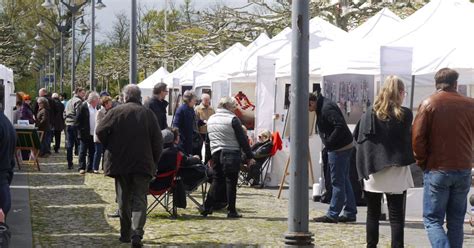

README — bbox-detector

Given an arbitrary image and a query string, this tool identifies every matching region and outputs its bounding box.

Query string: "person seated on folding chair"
[152,128,202,191]
[245,129,273,186]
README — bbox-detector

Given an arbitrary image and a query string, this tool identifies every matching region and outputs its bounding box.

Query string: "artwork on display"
[323,74,375,125]
[282,108,317,139]
[231,83,256,130]
[181,86,193,94]
[312,83,321,94]
[201,88,212,98]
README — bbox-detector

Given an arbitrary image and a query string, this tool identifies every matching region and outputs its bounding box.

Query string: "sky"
[93,0,255,43]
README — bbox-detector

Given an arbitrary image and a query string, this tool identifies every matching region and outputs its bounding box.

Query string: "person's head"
[162,127,179,145]
[435,68,458,91]
[153,82,168,100]
[217,96,237,112]
[101,96,113,110]
[75,87,86,100]
[183,90,197,107]
[258,129,272,143]
[60,92,67,101]
[37,97,48,109]
[122,84,142,103]
[308,91,320,113]
[52,93,59,99]
[38,88,47,97]
[23,94,31,104]
[87,91,100,108]
[16,92,24,107]
[373,75,405,121]
[201,93,211,107]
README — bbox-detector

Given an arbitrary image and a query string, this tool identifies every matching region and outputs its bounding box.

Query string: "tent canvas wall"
[0,64,15,123]
[138,67,169,99]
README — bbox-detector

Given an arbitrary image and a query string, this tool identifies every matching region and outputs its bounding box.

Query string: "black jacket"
[75,102,92,139]
[354,106,415,180]
[52,98,65,131]
[251,140,272,165]
[173,104,196,155]
[144,97,168,130]
[316,96,353,151]
[96,101,163,178]
[0,112,16,185]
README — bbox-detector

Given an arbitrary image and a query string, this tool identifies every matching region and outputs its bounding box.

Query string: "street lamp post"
[130,0,138,84]
[284,0,313,246]
[90,0,106,91]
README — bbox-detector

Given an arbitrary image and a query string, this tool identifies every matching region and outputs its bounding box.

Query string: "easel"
[15,128,43,171]
[276,105,317,199]
[277,145,315,199]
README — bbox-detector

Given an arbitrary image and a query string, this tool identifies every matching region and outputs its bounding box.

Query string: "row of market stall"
[138,0,474,187]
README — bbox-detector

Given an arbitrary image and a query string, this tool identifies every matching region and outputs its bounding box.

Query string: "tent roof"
[193,43,247,88]
[137,67,169,89]
[163,52,203,86]
[384,0,474,75]
[349,8,401,40]
[179,51,218,86]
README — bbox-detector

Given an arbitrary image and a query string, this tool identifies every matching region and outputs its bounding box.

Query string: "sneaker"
[313,215,338,223]
[131,235,143,248]
[79,170,86,175]
[93,170,100,174]
[338,215,356,223]
[227,211,242,218]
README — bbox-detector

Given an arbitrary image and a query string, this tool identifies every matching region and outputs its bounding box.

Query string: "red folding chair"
[147,153,183,218]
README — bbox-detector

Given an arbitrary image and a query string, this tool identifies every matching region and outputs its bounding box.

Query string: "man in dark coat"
[76,92,99,174]
[96,85,163,247]
[0,110,16,216]
[144,82,168,130]
[309,92,357,224]
[172,90,198,155]
[51,93,65,153]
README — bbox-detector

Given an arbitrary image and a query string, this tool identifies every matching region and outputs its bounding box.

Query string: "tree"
[107,12,129,48]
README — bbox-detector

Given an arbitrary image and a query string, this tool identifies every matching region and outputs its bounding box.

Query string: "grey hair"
[201,93,211,100]
[182,90,196,104]
[37,97,48,105]
[217,96,236,111]
[122,84,142,103]
[87,91,100,103]
[52,93,59,99]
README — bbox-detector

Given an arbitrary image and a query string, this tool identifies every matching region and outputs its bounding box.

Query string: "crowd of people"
[0,67,473,247]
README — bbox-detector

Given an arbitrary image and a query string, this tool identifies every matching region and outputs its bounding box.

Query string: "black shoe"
[131,235,143,248]
[227,211,242,218]
[54,149,59,153]
[86,169,93,173]
[313,215,338,223]
[200,208,213,217]
[67,164,73,170]
[107,209,120,218]
[119,236,131,243]
[338,215,356,223]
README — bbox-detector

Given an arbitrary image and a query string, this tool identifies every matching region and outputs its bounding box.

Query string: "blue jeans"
[92,142,103,171]
[327,148,357,220]
[0,183,11,215]
[423,169,471,248]
[66,125,77,166]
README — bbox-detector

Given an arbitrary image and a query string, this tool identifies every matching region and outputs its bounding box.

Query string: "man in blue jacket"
[309,92,357,223]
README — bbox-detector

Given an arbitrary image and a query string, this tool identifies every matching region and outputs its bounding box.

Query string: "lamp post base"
[284,231,314,247]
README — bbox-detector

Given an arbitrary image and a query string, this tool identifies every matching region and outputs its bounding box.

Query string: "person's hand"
[192,155,200,159]
[208,159,215,168]
[0,209,5,223]
[246,159,256,166]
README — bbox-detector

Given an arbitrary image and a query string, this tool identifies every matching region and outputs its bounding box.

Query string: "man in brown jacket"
[195,93,215,162]
[96,85,163,248]
[412,68,474,248]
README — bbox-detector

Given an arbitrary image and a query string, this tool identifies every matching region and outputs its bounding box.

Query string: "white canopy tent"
[193,34,270,89]
[162,52,203,87]
[137,67,170,99]
[177,51,217,87]
[0,64,15,123]
[382,0,474,80]
[193,43,246,89]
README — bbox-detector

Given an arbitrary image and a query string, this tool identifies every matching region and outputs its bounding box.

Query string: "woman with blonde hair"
[354,75,414,248]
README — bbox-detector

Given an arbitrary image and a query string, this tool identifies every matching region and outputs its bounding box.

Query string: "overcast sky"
[93,0,254,43]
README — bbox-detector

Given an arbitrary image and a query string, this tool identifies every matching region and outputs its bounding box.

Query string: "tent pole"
[410,75,415,110]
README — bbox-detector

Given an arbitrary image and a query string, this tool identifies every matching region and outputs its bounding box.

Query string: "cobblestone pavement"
[23,149,394,247]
